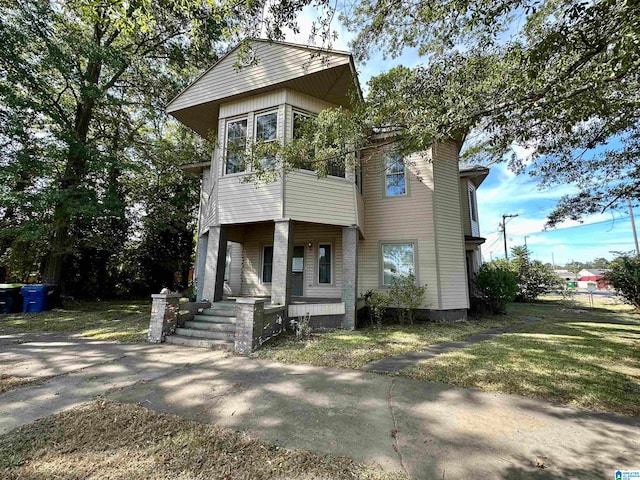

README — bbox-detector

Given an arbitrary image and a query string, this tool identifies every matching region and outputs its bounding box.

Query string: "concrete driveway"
[1,331,638,479]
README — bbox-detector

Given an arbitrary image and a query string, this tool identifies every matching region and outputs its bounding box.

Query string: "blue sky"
[474,162,639,265]
[282,9,640,266]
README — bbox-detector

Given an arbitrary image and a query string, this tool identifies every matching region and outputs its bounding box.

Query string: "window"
[318,244,332,284]
[468,187,478,222]
[255,111,278,168]
[293,111,310,140]
[293,111,314,171]
[262,246,273,283]
[326,160,346,178]
[256,112,277,142]
[385,153,406,196]
[226,118,247,174]
[382,243,415,286]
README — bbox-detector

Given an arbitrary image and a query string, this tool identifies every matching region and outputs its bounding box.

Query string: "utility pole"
[502,213,519,260]
[628,197,639,255]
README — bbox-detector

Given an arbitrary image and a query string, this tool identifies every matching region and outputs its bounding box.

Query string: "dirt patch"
[0,375,41,394]
[0,400,404,480]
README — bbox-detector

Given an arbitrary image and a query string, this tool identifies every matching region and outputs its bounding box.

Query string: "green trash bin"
[0,283,24,314]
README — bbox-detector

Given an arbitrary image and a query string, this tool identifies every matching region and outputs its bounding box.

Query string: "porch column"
[202,225,228,302]
[195,233,208,300]
[342,225,359,329]
[271,219,293,306]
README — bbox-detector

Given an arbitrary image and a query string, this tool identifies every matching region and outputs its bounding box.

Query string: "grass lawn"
[0,299,151,343]
[0,400,400,480]
[403,300,640,416]
[253,316,523,369]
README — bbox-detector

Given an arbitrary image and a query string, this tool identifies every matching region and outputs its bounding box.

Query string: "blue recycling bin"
[21,284,55,313]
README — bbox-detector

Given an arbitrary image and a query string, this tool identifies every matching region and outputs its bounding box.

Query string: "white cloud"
[510,141,537,166]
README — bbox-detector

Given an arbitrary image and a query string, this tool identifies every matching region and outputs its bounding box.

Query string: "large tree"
[0,0,224,291]
[343,0,639,224]
[256,0,640,226]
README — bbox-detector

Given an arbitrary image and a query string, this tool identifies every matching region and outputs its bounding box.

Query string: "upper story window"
[225,118,248,174]
[385,153,406,196]
[293,111,311,140]
[468,186,478,222]
[293,111,315,172]
[327,160,346,178]
[292,110,345,178]
[255,111,278,168]
[256,111,277,143]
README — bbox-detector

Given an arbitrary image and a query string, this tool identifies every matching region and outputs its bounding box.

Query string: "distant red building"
[578,269,609,289]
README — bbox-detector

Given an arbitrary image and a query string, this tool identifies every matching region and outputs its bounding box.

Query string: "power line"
[484,214,633,242]
[541,215,630,233]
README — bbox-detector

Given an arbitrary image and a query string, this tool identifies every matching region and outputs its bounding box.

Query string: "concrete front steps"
[165,302,237,351]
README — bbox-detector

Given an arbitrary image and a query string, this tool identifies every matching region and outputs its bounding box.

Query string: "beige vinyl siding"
[358,148,439,309]
[356,190,365,237]
[199,167,217,233]
[219,90,287,118]
[432,143,469,309]
[284,104,294,141]
[284,90,336,116]
[213,118,225,180]
[168,42,350,113]
[289,303,345,316]
[226,242,243,294]
[284,171,358,227]
[459,178,472,237]
[218,175,282,224]
[277,103,286,143]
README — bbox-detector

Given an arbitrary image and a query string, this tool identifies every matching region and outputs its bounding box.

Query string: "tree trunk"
[41,96,97,289]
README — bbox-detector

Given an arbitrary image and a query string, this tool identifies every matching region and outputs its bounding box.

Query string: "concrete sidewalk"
[1,333,638,479]
[110,354,638,479]
[0,331,224,433]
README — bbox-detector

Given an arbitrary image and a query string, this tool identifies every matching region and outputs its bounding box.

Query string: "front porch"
[196,219,361,330]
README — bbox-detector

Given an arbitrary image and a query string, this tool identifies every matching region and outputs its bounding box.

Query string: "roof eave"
[459,166,490,187]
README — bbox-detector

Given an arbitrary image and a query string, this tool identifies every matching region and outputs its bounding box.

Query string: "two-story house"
[167,39,487,337]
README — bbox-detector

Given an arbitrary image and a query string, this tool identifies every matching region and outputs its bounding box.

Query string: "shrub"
[388,273,427,324]
[606,256,640,311]
[290,313,311,339]
[475,264,518,314]
[367,290,390,328]
[510,246,562,302]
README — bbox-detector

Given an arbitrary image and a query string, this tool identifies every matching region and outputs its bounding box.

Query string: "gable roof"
[168,39,362,138]
[579,268,607,277]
